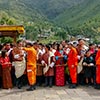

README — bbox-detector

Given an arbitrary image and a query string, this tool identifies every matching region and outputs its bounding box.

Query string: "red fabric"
[96,65,100,84]
[55,50,65,86]
[55,66,65,86]
[95,49,100,84]
[67,47,78,84]
[67,47,78,66]
[0,57,11,69]
[96,49,100,65]
[68,65,77,83]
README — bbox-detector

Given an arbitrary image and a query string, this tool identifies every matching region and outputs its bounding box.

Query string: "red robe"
[95,49,100,84]
[67,47,78,84]
[0,56,12,89]
[55,50,65,86]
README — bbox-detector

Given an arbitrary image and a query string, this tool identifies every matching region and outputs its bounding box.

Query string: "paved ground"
[0,86,100,100]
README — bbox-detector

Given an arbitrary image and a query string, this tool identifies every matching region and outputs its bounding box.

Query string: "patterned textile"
[55,66,65,86]
[55,50,65,86]
[2,67,12,89]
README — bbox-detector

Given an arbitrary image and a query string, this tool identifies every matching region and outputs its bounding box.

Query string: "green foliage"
[0,37,13,43]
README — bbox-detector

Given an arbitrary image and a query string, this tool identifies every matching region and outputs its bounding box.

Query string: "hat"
[68,42,73,45]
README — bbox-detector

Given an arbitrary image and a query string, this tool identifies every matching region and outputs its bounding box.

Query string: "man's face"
[5,43,11,50]
[79,40,85,46]
[68,44,72,49]
[18,42,23,47]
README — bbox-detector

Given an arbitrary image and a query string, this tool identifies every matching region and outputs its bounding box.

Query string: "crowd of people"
[0,38,100,91]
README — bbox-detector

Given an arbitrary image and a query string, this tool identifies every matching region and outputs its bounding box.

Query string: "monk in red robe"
[67,42,78,88]
[95,46,100,89]
[23,42,37,91]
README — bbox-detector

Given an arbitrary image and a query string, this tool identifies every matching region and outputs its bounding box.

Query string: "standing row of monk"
[0,39,100,91]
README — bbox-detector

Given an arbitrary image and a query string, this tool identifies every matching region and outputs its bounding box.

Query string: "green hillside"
[0,0,100,42]
[0,0,45,24]
[0,0,84,22]
[54,0,100,28]
[33,0,84,19]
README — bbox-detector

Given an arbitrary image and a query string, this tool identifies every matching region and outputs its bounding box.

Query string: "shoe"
[69,84,76,89]
[94,84,100,90]
[49,85,52,88]
[17,85,22,89]
[26,87,34,91]
[26,85,36,91]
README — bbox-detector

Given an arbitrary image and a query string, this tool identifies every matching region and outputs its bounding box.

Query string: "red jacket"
[67,47,78,66]
[96,49,100,66]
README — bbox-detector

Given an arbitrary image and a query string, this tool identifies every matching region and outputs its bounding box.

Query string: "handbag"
[77,58,83,74]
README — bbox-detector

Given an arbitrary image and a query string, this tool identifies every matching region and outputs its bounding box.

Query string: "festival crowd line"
[0,39,100,91]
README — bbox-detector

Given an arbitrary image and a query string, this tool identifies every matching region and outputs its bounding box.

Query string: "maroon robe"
[42,52,54,76]
[0,56,12,89]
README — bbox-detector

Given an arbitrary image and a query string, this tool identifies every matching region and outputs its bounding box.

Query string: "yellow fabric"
[23,47,37,85]
[0,25,24,34]
[24,47,37,66]
[27,65,36,85]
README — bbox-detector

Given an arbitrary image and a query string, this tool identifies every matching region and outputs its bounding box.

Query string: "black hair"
[17,40,22,44]
[45,45,51,50]
[0,44,3,50]
[27,42,33,46]
[1,50,7,58]
[56,43,60,51]
[89,43,94,46]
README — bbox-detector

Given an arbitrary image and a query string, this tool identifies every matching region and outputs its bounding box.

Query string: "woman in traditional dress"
[0,50,12,89]
[54,44,67,86]
[83,51,95,86]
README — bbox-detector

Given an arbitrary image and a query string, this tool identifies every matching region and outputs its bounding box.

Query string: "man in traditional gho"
[67,42,78,88]
[36,44,44,86]
[23,42,37,91]
[76,39,88,85]
[41,45,55,87]
[12,40,26,89]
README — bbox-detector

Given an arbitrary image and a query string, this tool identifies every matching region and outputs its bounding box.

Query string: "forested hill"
[0,0,100,42]
[54,0,100,28]
[0,0,85,23]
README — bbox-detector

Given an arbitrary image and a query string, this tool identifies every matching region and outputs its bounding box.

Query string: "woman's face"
[59,44,63,50]
[86,51,91,57]
[45,47,48,52]
[54,45,57,50]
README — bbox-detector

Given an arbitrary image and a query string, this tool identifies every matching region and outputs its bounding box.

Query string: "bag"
[77,58,83,74]
[65,66,69,75]
[43,64,49,74]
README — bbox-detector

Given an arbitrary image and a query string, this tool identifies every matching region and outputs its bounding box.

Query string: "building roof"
[0,25,24,37]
